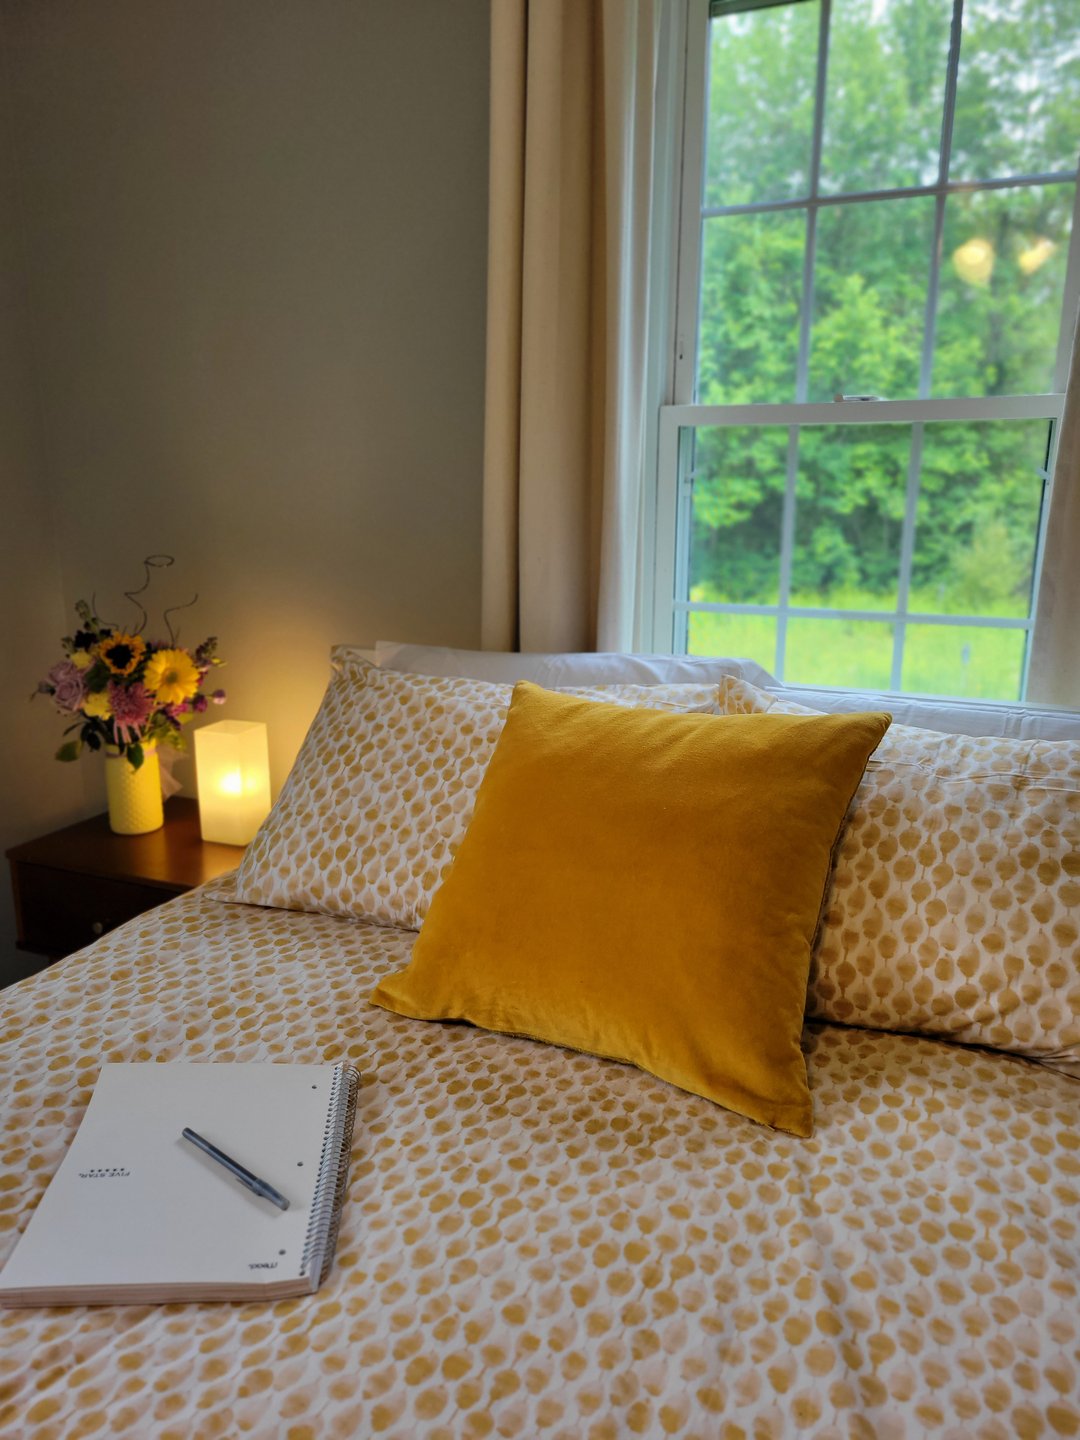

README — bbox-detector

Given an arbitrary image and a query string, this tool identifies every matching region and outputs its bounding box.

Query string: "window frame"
[646,0,1080,700]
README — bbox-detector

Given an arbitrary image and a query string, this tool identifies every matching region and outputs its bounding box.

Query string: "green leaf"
[128,743,144,771]
[56,740,82,762]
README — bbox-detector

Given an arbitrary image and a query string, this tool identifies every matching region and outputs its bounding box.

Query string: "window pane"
[785,618,895,689]
[912,420,1048,618]
[951,0,1080,182]
[698,212,805,403]
[793,426,909,607]
[808,197,935,402]
[705,3,819,208]
[687,612,777,672]
[901,624,1027,700]
[820,0,951,195]
[689,427,787,604]
[933,183,1074,398]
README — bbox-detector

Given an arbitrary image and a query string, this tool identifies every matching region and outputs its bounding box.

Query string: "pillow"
[361,639,778,690]
[760,680,1080,743]
[719,675,1080,1077]
[233,653,724,930]
[371,684,890,1136]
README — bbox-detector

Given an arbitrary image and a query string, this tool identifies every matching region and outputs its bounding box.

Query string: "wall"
[0,0,489,967]
[0,22,84,975]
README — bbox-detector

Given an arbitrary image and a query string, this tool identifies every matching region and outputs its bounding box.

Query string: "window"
[651,0,1080,700]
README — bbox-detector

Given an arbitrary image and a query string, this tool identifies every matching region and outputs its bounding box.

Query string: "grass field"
[687,585,1027,699]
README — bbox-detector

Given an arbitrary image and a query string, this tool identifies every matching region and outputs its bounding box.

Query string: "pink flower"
[47,661,88,714]
[108,680,153,745]
[211,689,226,705]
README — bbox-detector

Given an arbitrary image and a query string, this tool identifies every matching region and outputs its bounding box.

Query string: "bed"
[2,642,1078,1440]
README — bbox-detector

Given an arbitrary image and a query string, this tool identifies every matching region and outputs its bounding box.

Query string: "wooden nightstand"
[5,798,244,986]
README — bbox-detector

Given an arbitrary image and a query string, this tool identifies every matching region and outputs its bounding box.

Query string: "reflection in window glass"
[689,427,787,606]
[698,212,805,404]
[901,624,1026,699]
[793,426,909,608]
[705,2,819,208]
[934,184,1074,397]
[809,198,935,402]
[914,421,1049,618]
[785,618,895,690]
[820,0,951,195]
[951,0,1080,181]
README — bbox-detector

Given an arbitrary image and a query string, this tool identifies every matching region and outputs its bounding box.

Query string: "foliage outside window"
[656,0,1080,700]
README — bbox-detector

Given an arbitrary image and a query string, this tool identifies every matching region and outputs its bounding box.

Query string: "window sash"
[649,395,1065,691]
[673,0,1080,404]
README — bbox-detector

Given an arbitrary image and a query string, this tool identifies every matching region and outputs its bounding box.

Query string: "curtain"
[1028,307,1080,707]
[481,0,663,653]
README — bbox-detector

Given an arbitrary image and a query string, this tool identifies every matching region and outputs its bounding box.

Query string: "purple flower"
[108,680,153,746]
[47,660,88,714]
[192,694,208,713]
[211,689,226,705]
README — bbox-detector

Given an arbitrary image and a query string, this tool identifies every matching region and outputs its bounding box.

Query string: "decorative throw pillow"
[371,684,890,1136]
[718,675,1080,1077]
[233,653,724,930]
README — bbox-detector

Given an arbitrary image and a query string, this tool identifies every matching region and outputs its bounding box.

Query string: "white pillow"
[773,683,1080,743]
[345,642,1080,741]
[360,640,777,690]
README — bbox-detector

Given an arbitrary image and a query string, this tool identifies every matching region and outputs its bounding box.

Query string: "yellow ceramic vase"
[104,745,164,835]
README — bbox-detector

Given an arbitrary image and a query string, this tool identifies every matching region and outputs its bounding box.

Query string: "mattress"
[1,876,1078,1439]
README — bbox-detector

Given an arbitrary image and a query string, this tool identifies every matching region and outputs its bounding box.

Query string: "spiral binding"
[299,1063,360,1286]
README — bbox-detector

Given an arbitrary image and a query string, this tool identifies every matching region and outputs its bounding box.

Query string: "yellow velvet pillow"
[370,684,890,1137]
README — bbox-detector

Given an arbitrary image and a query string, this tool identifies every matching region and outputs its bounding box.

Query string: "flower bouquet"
[36,559,226,832]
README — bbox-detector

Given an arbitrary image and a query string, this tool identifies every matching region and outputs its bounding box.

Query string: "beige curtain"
[1029,307,1080,707]
[481,0,662,653]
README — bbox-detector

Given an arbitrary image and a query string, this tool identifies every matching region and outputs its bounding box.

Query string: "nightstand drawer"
[11,863,175,959]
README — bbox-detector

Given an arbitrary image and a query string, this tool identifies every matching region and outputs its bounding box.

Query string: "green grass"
[687,585,1026,699]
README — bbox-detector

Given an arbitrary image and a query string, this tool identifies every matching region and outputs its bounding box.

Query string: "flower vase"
[104,745,164,835]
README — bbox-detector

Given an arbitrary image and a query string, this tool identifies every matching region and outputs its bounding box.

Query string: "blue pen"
[181,1128,290,1211]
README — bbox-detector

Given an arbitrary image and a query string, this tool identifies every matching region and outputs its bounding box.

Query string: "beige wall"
[0,31,87,976]
[0,0,489,968]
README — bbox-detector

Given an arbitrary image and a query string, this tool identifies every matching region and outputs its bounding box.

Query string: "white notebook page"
[0,1063,339,1292]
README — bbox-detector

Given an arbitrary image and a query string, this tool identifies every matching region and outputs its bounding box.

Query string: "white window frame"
[646,0,1080,700]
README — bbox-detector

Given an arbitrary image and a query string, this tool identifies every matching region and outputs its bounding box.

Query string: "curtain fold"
[1028,307,1080,707]
[481,0,662,654]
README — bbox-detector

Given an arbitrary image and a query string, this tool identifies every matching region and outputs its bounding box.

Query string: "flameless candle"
[194,720,271,846]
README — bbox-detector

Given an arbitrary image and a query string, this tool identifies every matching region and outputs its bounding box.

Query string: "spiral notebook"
[0,1061,359,1307]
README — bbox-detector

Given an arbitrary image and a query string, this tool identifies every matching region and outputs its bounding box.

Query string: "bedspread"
[1,878,1078,1440]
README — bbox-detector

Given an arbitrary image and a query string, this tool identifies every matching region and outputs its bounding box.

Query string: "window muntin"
[657,0,1080,701]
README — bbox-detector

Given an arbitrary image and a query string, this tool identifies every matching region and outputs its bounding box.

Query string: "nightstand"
[5,798,244,986]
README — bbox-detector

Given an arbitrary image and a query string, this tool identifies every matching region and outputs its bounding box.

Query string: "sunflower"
[143,648,201,706]
[96,630,146,677]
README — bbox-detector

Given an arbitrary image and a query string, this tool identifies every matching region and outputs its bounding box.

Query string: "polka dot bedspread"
[1,876,1077,1439]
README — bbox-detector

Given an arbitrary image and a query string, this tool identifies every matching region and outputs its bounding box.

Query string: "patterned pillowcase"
[234,652,722,930]
[718,676,1080,1077]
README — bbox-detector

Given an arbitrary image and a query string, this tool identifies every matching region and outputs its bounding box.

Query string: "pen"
[180,1128,290,1211]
